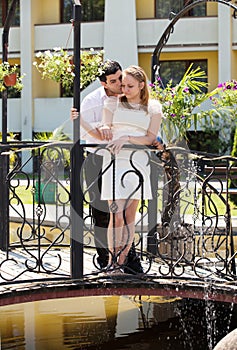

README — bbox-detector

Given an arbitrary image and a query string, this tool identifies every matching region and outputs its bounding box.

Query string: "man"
[71,60,143,274]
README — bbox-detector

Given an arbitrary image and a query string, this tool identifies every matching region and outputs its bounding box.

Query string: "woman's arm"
[70,107,103,140]
[102,101,114,127]
[71,107,113,141]
[80,117,103,140]
[108,110,163,154]
[99,99,115,140]
[129,111,162,145]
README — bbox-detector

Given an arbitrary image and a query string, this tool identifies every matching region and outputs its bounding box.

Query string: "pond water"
[0,295,236,350]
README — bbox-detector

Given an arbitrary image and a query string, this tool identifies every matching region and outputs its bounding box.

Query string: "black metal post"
[147,152,159,255]
[70,0,84,278]
[0,0,18,250]
[2,0,18,142]
[72,0,81,144]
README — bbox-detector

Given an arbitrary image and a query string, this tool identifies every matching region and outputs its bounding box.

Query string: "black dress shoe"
[96,256,108,269]
[124,256,143,274]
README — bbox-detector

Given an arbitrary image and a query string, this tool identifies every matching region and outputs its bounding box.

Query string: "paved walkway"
[9,203,237,231]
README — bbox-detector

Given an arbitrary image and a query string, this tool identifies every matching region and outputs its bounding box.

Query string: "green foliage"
[34,132,53,141]
[232,128,237,158]
[34,131,71,170]
[211,80,237,114]
[150,64,216,143]
[150,65,237,149]
[0,132,19,168]
[230,127,237,206]
[33,48,75,90]
[206,80,237,131]
[204,80,237,156]
[80,49,104,90]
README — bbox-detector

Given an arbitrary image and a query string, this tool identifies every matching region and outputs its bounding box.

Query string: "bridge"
[0,141,236,306]
[0,0,236,309]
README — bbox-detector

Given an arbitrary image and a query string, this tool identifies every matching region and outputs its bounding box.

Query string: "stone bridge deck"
[0,245,236,307]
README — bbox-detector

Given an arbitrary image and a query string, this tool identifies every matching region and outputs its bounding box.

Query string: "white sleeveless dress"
[101,98,162,200]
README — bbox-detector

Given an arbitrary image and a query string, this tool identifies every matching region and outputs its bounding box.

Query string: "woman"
[100,65,163,272]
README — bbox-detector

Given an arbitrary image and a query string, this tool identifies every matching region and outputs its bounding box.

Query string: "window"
[81,0,104,21]
[159,60,208,92]
[61,0,73,23]
[61,0,105,23]
[0,0,20,27]
[155,0,206,19]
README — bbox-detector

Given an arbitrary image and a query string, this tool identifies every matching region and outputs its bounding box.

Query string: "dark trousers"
[84,151,142,272]
[84,152,109,267]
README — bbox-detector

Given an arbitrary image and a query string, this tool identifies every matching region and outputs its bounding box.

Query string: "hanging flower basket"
[4,73,17,87]
[0,62,24,91]
[33,47,104,91]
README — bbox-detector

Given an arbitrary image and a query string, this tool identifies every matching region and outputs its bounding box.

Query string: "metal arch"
[151,0,237,83]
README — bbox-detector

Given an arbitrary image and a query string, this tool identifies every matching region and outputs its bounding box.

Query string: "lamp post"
[70,0,83,278]
[0,0,18,250]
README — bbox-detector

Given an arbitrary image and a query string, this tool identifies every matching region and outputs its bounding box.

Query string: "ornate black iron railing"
[0,141,236,284]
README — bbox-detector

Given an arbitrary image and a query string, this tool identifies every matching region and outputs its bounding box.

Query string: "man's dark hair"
[99,60,122,83]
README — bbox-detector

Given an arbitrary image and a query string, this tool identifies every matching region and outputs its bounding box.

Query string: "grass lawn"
[11,185,237,219]
[10,183,70,205]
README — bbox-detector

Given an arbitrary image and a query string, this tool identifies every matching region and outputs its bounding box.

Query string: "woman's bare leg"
[107,199,126,267]
[118,199,139,266]
[107,199,139,268]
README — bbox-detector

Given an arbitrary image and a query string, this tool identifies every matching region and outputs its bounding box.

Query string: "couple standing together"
[71,61,163,274]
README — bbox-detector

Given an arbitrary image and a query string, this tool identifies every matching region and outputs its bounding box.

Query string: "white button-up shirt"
[80,86,108,150]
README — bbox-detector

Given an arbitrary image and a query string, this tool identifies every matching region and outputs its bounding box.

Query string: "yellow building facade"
[0,0,236,136]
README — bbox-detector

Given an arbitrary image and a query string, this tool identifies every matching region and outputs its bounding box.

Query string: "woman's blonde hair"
[121,65,149,106]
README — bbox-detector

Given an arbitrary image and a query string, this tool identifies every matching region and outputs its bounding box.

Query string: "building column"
[104,0,138,68]
[218,3,231,83]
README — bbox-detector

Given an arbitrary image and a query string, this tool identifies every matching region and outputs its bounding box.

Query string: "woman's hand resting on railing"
[152,136,164,150]
[107,135,130,155]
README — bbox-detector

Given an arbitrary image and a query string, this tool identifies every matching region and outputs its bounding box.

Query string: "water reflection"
[0,295,236,349]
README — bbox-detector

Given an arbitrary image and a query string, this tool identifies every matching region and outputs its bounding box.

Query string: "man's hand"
[97,124,113,141]
[70,107,78,121]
